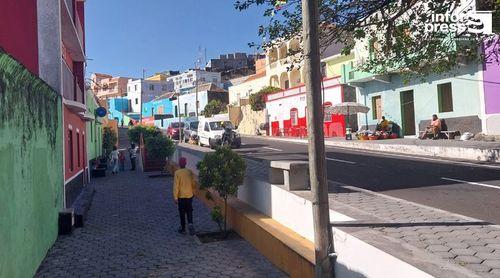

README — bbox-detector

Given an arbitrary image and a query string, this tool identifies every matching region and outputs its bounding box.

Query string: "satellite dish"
[95,107,107,117]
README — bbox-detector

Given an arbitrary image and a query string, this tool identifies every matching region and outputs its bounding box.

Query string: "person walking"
[173,157,197,235]
[118,151,126,172]
[129,143,137,171]
[109,146,119,175]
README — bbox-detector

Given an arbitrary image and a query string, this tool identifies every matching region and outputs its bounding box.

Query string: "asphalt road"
[236,136,500,225]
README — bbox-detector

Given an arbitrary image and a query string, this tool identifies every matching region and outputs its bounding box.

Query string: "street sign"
[96,107,107,117]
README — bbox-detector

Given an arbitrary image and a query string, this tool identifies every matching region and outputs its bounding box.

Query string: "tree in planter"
[102,127,117,156]
[144,135,176,163]
[201,99,228,117]
[128,125,161,144]
[197,147,246,234]
[249,86,281,111]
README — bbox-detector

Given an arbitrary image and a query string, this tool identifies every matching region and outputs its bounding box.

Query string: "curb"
[243,135,500,164]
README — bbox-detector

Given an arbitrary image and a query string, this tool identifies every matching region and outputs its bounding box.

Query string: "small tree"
[128,125,161,144]
[102,127,117,156]
[249,86,281,111]
[197,147,246,234]
[201,99,227,117]
[145,135,176,161]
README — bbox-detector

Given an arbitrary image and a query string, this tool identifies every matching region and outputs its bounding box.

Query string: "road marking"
[263,147,283,152]
[326,158,357,164]
[441,177,500,190]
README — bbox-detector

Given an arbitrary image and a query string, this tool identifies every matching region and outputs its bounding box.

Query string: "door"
[400,90,416,136]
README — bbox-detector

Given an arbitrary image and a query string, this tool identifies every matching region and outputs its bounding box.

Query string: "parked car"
[183,120,199,143]
[166,121,185,140]
[198,115,241,148]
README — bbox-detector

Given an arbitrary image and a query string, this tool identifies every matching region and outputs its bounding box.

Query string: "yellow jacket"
[173,168,197,200]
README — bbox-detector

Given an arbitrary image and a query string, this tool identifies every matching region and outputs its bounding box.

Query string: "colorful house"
[341,34,489,136]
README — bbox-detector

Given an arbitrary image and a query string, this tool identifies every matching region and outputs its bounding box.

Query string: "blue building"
[142,92,175,128]
[107,98,130,123]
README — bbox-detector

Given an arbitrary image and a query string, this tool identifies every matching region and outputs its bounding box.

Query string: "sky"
[85,0,268,78]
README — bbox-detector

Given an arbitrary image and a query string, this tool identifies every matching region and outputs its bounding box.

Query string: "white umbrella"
[325,102,370,115]
[325,102,370,130]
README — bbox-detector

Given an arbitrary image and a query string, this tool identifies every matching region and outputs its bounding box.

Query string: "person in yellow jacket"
[173,157,197,235]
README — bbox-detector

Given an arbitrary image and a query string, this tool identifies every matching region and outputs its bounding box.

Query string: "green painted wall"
[0,50,63,277]
[86,91,103,162]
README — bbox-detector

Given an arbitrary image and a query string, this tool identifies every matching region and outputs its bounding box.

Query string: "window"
[134,85,137,91]
[212,78,218,83]
[372,96,382,120]
[162,85,167,91]
[184,103,188,116]
[127,86,130,92]
[135,98,138,105]
[76,132,80,168]
[204,122,210,132]
[68,129,74,171]
[149,84,155,90]
[290,108,299,126]
[438,82,453,112]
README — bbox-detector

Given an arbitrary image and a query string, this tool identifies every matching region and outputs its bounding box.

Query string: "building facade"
[166,69,222,92]
[342,37,488,136]
[0,0,88,276]
[206,52,263,72]
[127,78,171,113]
[90,73,131,99]
[482,36,500,135]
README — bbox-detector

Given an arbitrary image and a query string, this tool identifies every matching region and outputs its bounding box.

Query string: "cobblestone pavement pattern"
[36,170,285,277]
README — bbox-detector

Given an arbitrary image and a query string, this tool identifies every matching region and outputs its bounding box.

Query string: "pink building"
[91,73,131,99]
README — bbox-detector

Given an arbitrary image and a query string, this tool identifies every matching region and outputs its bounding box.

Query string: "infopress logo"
[423,0,493,35]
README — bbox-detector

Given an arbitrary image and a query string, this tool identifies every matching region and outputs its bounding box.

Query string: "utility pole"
[140,69,146,124]
[301,0,334,277]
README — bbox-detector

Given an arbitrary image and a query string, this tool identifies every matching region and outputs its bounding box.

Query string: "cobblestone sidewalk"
[36,170,284,278]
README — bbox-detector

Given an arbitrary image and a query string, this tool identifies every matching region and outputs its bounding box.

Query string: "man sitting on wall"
[421,114,442,139]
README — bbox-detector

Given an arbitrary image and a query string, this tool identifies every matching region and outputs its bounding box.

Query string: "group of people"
[108,143,138,174]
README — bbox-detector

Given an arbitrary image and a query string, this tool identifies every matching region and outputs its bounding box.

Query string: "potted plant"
[196,147,246,239]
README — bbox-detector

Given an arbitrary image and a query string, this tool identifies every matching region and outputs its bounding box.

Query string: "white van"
[197,115,241,148]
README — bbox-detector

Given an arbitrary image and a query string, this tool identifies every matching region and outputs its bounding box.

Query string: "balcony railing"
[62,60,84,104]
[62,60,75,101]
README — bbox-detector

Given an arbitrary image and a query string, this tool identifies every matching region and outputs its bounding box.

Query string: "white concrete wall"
[175,146,436,278]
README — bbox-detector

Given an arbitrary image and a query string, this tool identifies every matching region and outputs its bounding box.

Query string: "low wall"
[176,145,433,277]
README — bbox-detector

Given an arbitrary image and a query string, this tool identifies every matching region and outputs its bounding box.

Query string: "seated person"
[421,114,442,139]
[377,116,391,132]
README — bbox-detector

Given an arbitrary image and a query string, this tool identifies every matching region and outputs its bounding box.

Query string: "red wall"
[64,106,87,181]
[0,0,39,74]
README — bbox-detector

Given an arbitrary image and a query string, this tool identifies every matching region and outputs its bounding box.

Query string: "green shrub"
[197,147,246,233]
[102,127,117,155]
[144,135,176,160]
[128,125,161,144]
[249,86,281,111]
[201,99,227,117]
